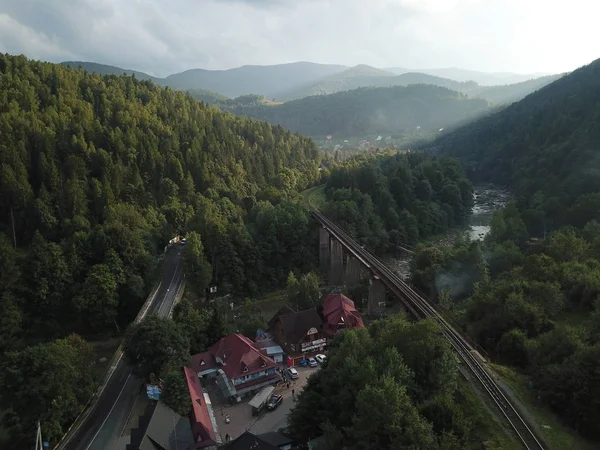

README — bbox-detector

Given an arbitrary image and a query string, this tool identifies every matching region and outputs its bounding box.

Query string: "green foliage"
[286,271,321,310]
[124,316,190,378]
[288,315,492,449]
[0,335,96,442]
[171,298,210,354]
[183,231,212,294]
[435,57,600,233]
[325,153,473,253]
[222,85,490,138]
[161,370,191,416]
[412,198,600,440]
[0,54,325,446]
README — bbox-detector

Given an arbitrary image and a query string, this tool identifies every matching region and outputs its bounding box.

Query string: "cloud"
[0,0,598,76]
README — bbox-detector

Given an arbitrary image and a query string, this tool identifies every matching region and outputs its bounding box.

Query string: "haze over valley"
[2,1,600,450]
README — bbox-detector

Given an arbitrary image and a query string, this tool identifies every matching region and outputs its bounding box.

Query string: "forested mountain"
[61,61,347,98]
[61,61,161,83]
[434,56,600,233]
[323,153,474,252]
[221,85,490,138]
[185,88,230,104]
[0,53,322,443]
[276,66,477,100]
[472,73,563,105]
[386,66,551,86]
[62,60,559,106]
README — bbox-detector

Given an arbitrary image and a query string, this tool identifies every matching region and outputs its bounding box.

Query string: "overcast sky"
[0,0,598,77]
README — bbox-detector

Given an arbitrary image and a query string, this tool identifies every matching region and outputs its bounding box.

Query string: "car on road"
[287,367,299,380]
[315,354,327,364]
[266,394,283,411]
[308,357,317,368]
[180,238,186,245]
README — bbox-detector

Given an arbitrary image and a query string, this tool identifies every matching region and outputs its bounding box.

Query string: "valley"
[1,5,599,449]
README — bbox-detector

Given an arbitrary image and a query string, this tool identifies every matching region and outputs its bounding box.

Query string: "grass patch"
[300,184,327,209]
[234,290,289,318]
[489,363,597,450]
[457,376,520,450]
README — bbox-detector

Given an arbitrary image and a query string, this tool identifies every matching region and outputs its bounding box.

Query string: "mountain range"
[61,61,561,105]
[218,85,491,139]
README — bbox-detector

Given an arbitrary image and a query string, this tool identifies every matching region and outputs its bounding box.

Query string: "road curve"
[59,247,184,450]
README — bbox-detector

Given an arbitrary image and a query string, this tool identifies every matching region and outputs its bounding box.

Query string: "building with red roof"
[191,334,281,400]
[320,293,364,336]
[183,366,219,448]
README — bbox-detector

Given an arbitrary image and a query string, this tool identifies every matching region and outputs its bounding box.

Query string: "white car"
[315,354,326,364]
[287,367,299,380]
[308,357,317,368]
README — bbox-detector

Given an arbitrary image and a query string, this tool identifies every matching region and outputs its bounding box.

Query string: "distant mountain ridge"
[385,66,551,86]
[62,60,561,106]
[218,84,491,139]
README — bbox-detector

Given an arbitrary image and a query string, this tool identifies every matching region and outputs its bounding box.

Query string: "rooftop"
[183,366,217,447]
[224,432,280,450]
[268,304,296,329]
[192,334,278,380]
[278,308,323,344]
[125,401,194,450]
[321,293,363,336]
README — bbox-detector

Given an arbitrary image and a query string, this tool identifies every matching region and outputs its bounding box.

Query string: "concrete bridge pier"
[345,255,362,286]
[328,238,345,286]
[319,227,330,276]
[368,276,386,317]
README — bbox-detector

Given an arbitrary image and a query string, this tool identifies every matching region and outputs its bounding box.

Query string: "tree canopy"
[322,152,473,253]
[289,315,504,449]
[0,53,323,446]
[434,57,600,234]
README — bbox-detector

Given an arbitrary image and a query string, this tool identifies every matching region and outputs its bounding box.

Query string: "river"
[386,185,509,280]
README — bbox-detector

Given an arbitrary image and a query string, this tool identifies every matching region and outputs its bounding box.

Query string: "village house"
[183,366,219,449]
[319,293,364,337]
[272,307,327,363]
[191,334,281,401]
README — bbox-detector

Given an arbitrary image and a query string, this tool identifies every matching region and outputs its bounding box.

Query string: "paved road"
[248,366,319,436]
[60,247,184,450]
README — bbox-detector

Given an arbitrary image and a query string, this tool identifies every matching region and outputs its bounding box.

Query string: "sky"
[0,0,599,77]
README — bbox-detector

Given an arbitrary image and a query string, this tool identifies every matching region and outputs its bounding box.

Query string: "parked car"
[315,354,327,364]
[267,394,283,411]
[180,238,186,245]
[287,367,299,380]
[308,357,317,368]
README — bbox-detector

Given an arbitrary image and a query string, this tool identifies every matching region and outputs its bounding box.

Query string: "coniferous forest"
[0,54,321,442]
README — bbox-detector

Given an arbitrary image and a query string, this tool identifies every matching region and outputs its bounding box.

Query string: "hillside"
[61,61,161,83]
[275,66,476,100]
[223,85,490,137]
[61,60,559,106]
[473,73,564,105]
[434,56,600,229]
[0,53,322,443]
[185,88,230,104]
[386,66,551,86]
[163,61,347,97]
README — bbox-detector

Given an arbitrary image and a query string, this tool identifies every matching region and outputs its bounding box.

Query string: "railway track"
[311,208,545,450]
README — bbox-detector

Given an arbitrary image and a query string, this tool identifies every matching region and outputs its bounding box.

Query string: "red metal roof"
[321,293,364,335]
[191,351,219,374]
[183,366,217,447]
[195,333,278,381]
